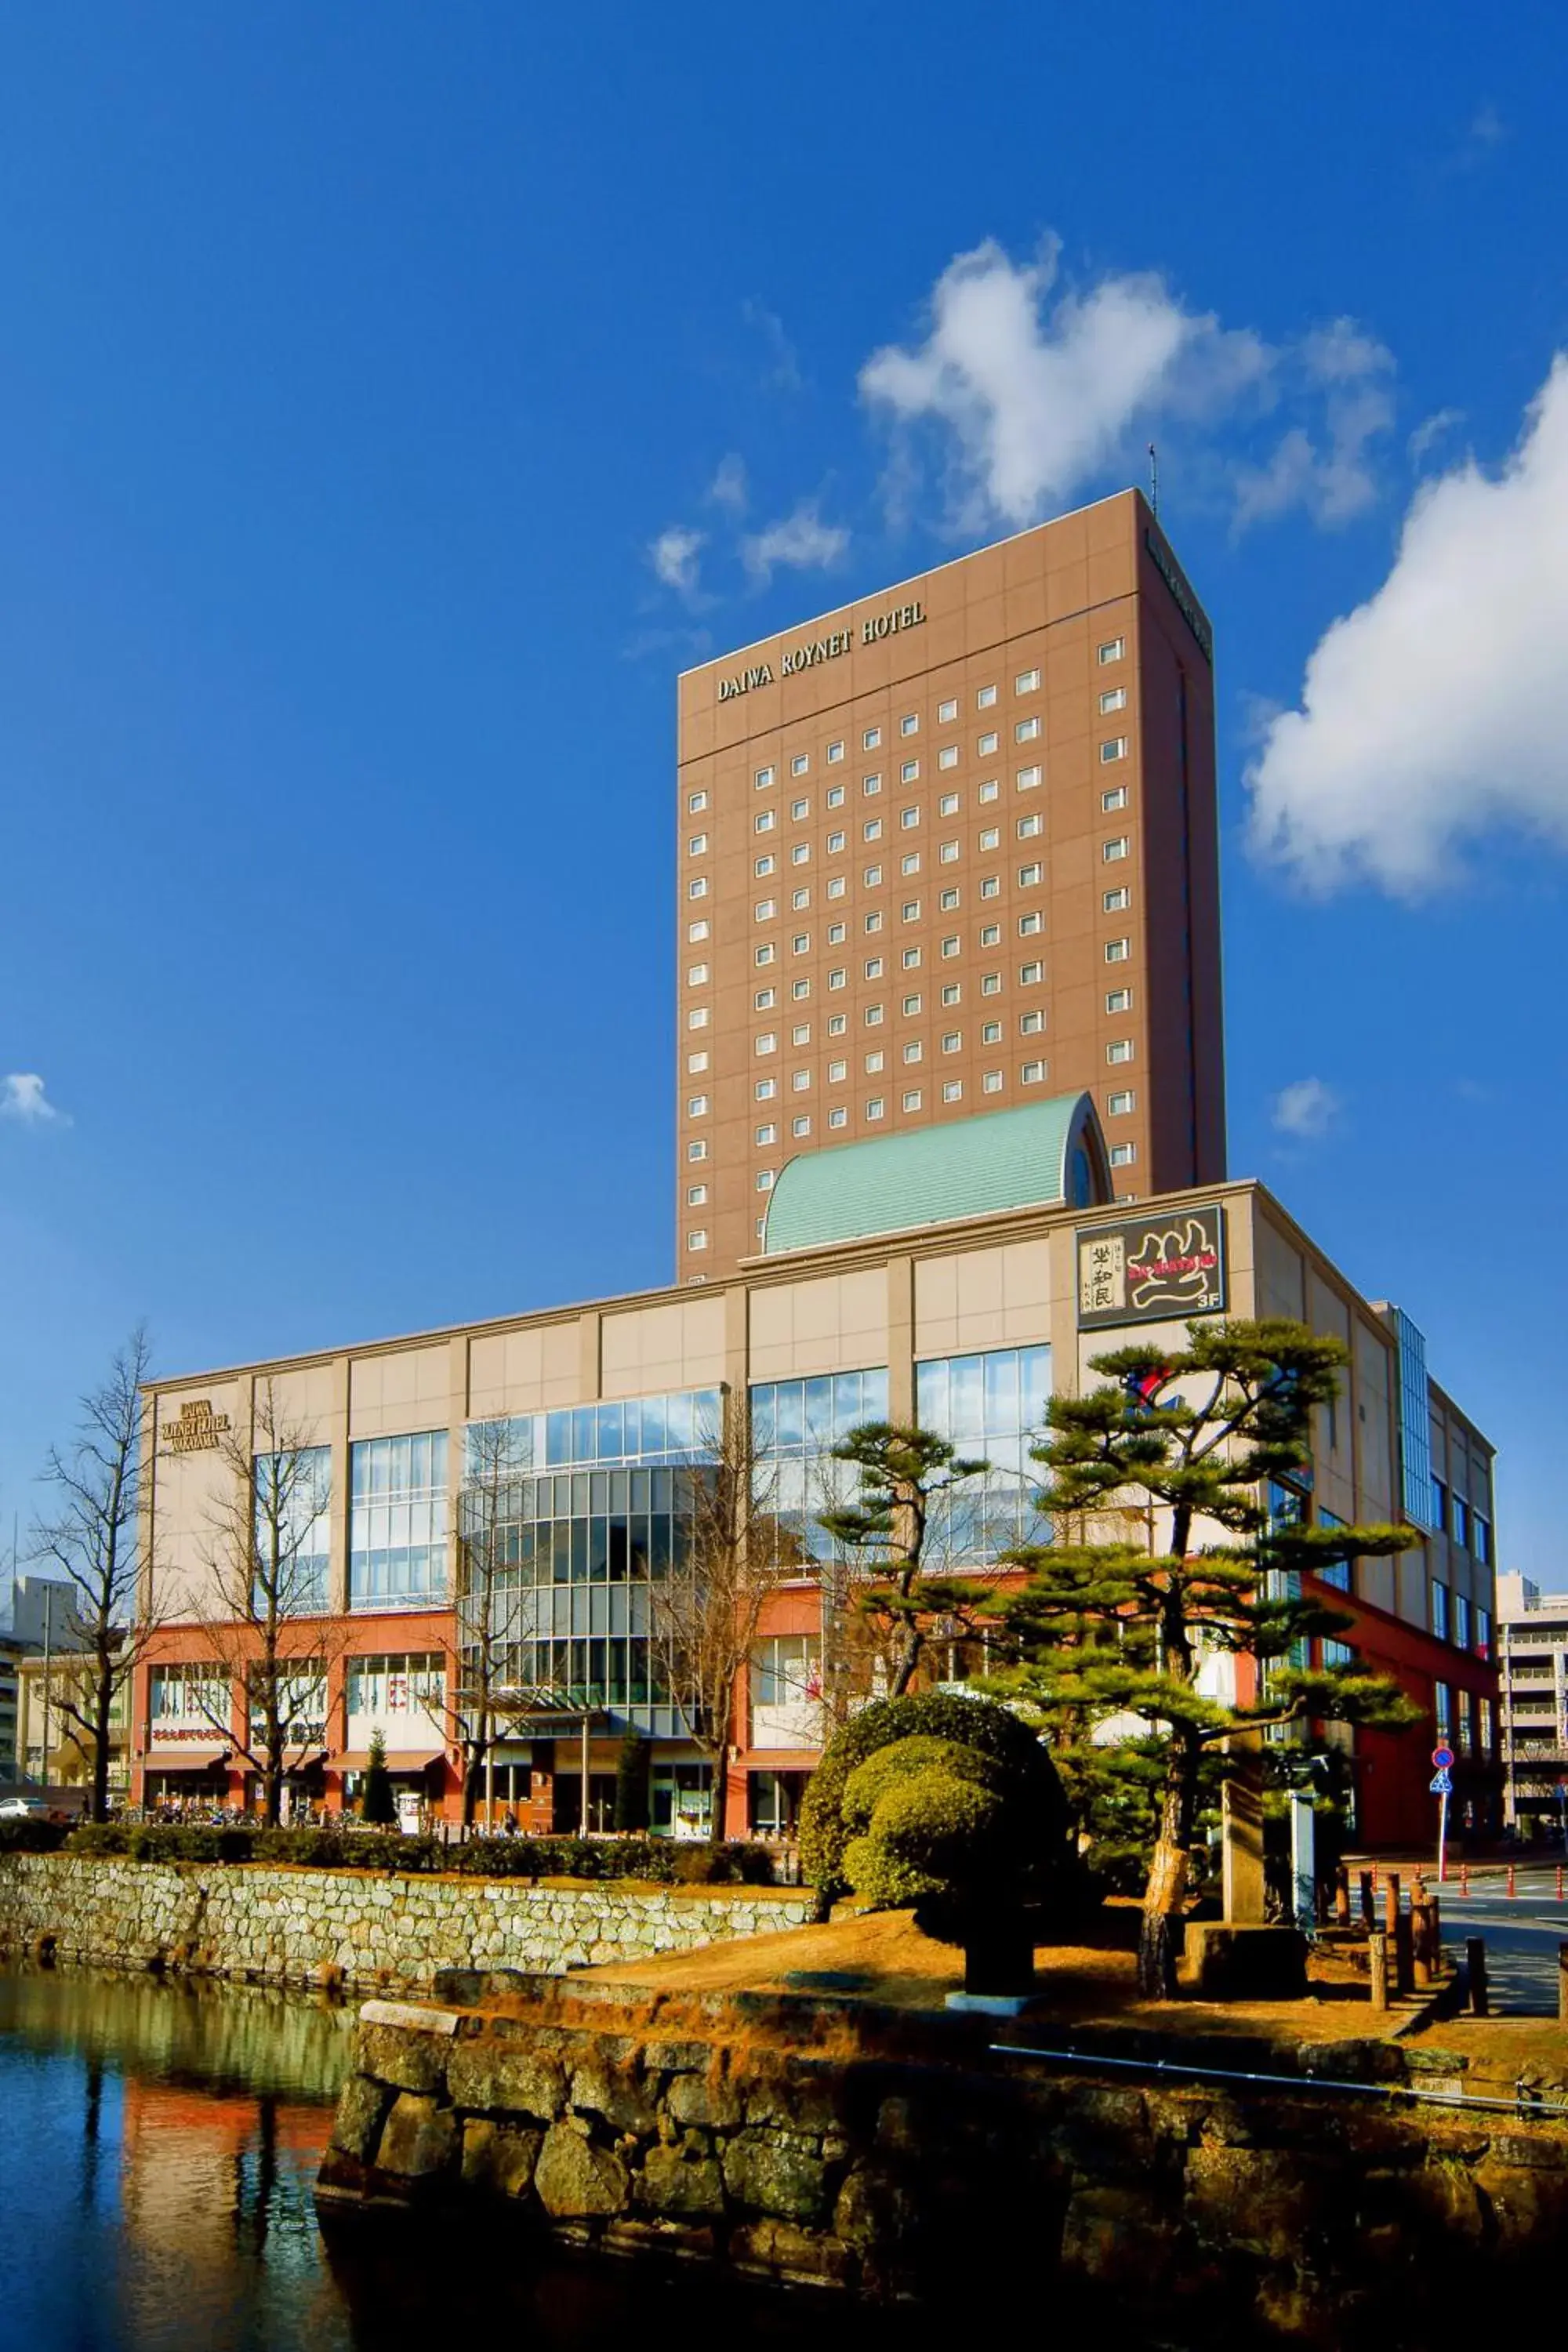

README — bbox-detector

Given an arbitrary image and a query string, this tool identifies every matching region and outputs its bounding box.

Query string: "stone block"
[354,2024,448,2096]
[447,2041,565,2121]
[636,2144,727,2218]
[330,2074,392,2161]
[744,2065,842,2134]
[534,2122,630,2217]
[569,2062,658,2135]
[1060,2185,1180,2288]
[833,2162,916,2252]
[729,2218,854,2286]
[376,2093,458,2180]
[1184,1922,1308,2000]
[667,2070,744,2129]
[720,2131,829,2223]
[461,2118,542,2198]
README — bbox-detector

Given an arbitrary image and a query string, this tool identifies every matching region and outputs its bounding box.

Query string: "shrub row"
[53,1820,776,1886]
[0,1818,72,1854]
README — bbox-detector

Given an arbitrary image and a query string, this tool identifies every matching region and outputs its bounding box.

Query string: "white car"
[0,1797,51,1820]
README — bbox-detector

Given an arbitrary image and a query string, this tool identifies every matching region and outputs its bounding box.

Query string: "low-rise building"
[132,1100,1498,1848]
[1496,1570,1568,1838]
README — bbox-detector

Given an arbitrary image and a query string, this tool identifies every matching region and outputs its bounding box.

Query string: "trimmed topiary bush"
[799,1690,1065,1906]
[844,1763,1005,1907]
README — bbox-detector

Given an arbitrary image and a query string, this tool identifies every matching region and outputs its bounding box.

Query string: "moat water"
[0,1965,905,2352]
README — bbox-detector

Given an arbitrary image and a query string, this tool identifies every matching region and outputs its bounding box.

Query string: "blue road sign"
[1432,1745,1455,1769]
[1429,1771,1453,1795]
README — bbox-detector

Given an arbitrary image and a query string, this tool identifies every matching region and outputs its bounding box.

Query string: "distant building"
[1496,1571,1568,1837]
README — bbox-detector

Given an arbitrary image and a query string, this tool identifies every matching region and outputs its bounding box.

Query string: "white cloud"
[648,525,705,596]
[742,300,801,392]
[858,235,1268,529]
[1,1073,63,1124]
[1408,407,1465,466]
[1232,319,1394,532]
[741,500,849,585]
[1247,355,1568,894]
[707,453,748,514]
[1272,1077,1341,1140]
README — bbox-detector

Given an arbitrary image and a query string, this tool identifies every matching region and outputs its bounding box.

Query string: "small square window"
[866,1097,885,1120]
[687,920,709,942]
[829,1105,848,1129]
[791,1069,811,1091]
[827,1014,846,1039]
[902,899,921,924]
[755,1031,776,1054]
[902,992,922,1015]
[827,829,846,852]
[792,931,810,955]
[864,910,883,932]
[865,956,884,978]
[827,921,846,943]
[687,1229,708,1250]
[755,898,775,921]
[903,1040,923,1065]
[1014,716,1040,743]
[688,877,708,899]
[1104,887,1130,912]
[1018,862,1042,887]
[1018,911,1042,936]
[1102,786,1127,812]
[792,841,810,865]
[863,817,883,841]
[828,966,847,990]
[756,764,775,788]
[1108,1088,1135,1114]
[1107,1039,1133,1064]
[1103,837,1129,862]
[1106,986,1133,1012]
[755,1122,776,1146]
[1105,937,1130,962]
[1098,637,1124,666]
[753,985,775,1008]
[687,1093,709,1116]
[757,1168,775,1190]
[902,946,922,969]
[938,697,958,723]
[939,792,959,816]
[938,745,959,770]
[687,961,709,985]
[902,1088,923,1111]
[939,887,960,911]
[977,684,996,709]
[942,1079,963,1102]
[686,1183,707,1207]
[1022,1059,1046,1084]
[826,739,845,763]
[978,779,999,804]
[827,877,847,900]
[978,730,1000,756]
[826,783,845,808]
[687,1051,708,1073]
[941,935,960,958]
[941,982,960,1005]
[792,887,810,910]
[1100,686,1127,714]
[755,1077,776,1100]
[900,713,919,737]
[792,1022,810,1046]
[981,971,1001,995]
[755,855,775,877]
[828,1057,847,1080]
[863,726,881,750]
[978,827,999,851]
[688,790,707,814]
[1018,813,1041,840]
[982,1070,1003,1094]
[1020,1009,1044,1034]
[792,977,810,1000]
[1109,1142,1137,1167]
[898,807,920,833]
[688,1138,708,1161]
[866,1053,884,1073]
[792,1114,811,1137]
[940,840,960,862]
[1100,737,1128,764]
[981,1020,1001,1045]
[864,864,883,887]
[791,797,809,822]
[791,753,809,776]
[902,852,920,876]
[1015,666,1040,693]
[1016,764,1042,790]
[863,773,882,796]
[942,1030,961,1053]
[979,876,1000,899]
[901,759,919,782]
[755,945,775,968]
[865,1003,884,1025]
[756,809,775,833]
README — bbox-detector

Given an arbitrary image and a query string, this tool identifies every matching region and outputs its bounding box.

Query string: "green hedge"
[0,1817,72,1855]
[54,1821,776,1886]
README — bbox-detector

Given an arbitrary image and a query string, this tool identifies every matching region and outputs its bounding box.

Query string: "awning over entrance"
[145,1745,231,1771]
[325,1749,446,1773]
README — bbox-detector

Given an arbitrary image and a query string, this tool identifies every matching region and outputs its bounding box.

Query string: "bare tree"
[32,1326,169,1819]
[191,1381,343,1826]
[449,1417,532,1825]
[642,1393,805,1838]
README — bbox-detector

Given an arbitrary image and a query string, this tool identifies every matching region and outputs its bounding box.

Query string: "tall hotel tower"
[674,489,1225,1275]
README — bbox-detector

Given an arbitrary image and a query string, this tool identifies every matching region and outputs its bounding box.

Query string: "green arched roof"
[761,1094,1112,1257]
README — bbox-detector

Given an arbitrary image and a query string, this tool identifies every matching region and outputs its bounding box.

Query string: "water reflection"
[0,1965,902,2352]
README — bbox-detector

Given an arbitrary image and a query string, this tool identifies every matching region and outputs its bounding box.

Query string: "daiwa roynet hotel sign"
[717,599,926,702]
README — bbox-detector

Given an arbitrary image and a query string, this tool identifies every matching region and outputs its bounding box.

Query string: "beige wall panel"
[748,1269,889,1381]
[257,1362,335,1443]
[149,1381,246,1621]
[600,1297,728,1398]
[1254,1214,1307,1323]
[913,1240,1053,1359]
[1352,1323,1395,1523]
[467,1327,550,1420]
[349,1345,452,1437]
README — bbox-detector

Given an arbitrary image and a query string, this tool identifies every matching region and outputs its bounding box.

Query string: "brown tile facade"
[675,488,1226,1276]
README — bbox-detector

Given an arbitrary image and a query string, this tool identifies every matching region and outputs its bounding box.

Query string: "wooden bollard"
[1461,1861,1470,1896]
[1429,1893,1443,1974]
[1466,1936,1489,2017]
[1508,1863,1517,1899]
[1559,1944,1568,2024]
[1368,1928,1390,2013]
[1385,1874,1402,1936]
[1394,1903,1415,1996]
[1334,1864,1352,1928]
[1411,1897,1433,1989]
[1359,1870,1376,1926]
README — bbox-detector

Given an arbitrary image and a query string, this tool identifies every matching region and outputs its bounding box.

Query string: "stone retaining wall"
[0,1854,813,1991]
[318,1975,1568,2336]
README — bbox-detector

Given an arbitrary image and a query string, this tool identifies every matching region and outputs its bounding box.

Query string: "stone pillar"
[1221,1749,1265,1925]
[1289,1791,1316,1933]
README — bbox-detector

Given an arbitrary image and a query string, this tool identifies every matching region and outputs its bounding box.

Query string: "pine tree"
[819,1425,989,1700]
[361,1726,398,1828]
[986,1319,1420,1997]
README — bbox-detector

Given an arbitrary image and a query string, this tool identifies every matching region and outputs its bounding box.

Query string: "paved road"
[1433,1878,1568,2015]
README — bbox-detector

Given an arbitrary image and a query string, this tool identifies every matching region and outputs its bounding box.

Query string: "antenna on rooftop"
[1147,442,1160,517]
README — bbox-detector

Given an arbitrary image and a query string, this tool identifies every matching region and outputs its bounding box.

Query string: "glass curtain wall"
[349,1433,449,1610]
[914,1345,1053,1561]
[255,1446,332,1612]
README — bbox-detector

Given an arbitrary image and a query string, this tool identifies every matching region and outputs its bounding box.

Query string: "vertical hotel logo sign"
[1077,1206,1226,1330]
[717,601,926,702]
[159,1398,232,1454]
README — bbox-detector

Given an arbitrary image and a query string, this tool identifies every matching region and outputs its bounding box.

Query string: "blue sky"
[2,5,1564,1577]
